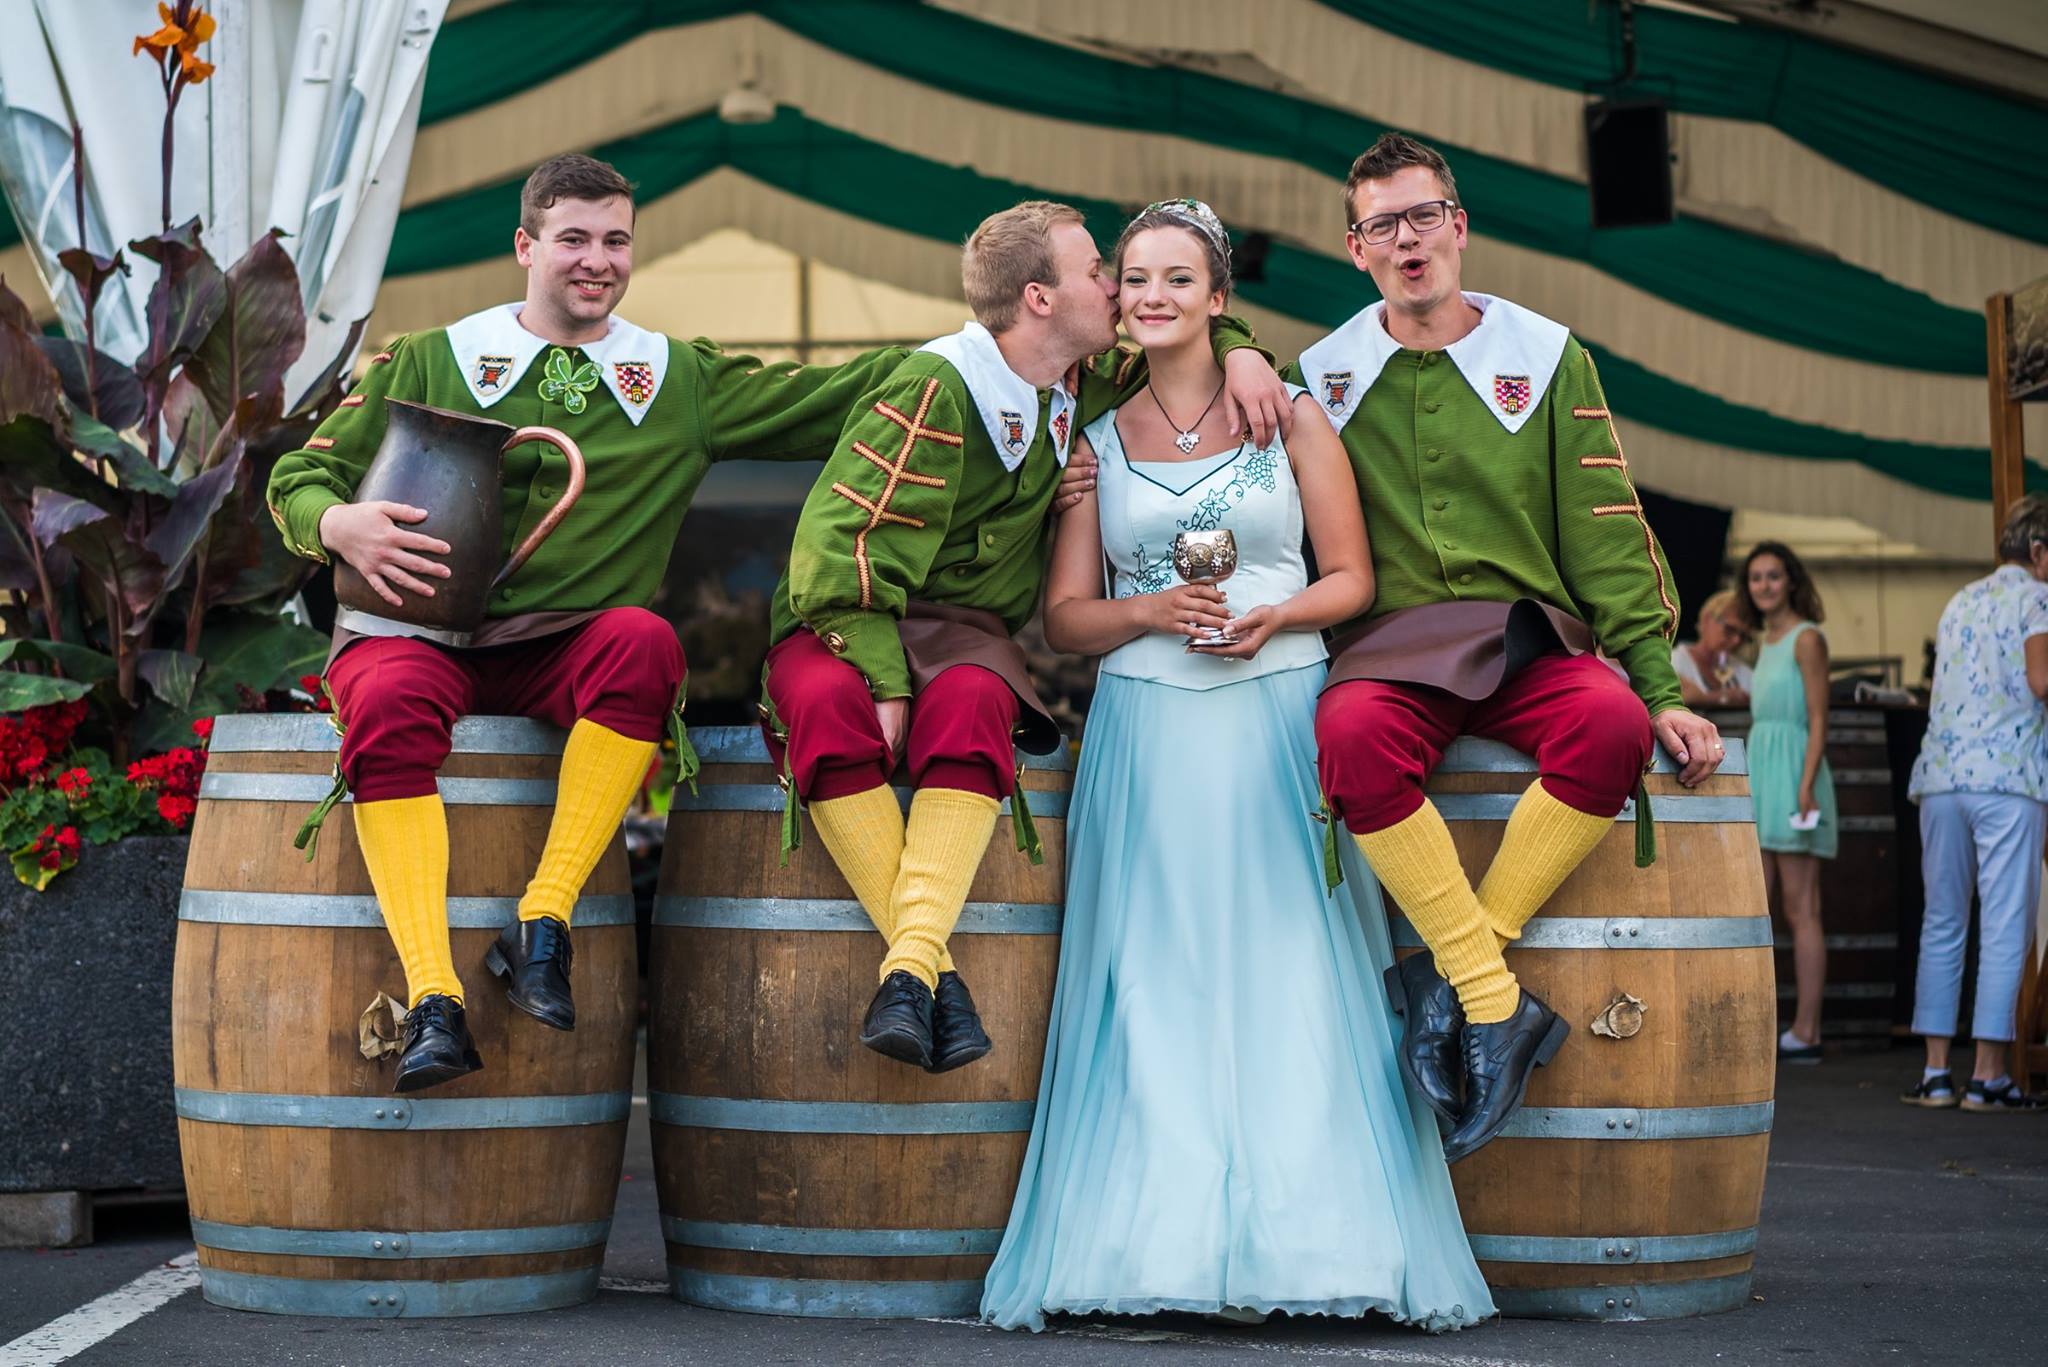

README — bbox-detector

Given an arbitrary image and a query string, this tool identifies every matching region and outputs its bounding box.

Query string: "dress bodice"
[1088,390,1326,690]
[1751,622,1820,731]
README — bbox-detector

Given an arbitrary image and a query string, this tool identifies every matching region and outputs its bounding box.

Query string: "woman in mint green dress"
[1738,542,1836,1063]
[980,201,1491,1333]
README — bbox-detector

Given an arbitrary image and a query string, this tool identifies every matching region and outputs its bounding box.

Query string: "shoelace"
[529,921,573,966]
[408,997,458,1038]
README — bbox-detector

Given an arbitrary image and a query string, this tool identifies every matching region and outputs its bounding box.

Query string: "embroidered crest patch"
[998,409,1027,456]
[614,361,655,406]
[1050,410,1070,450]
[1494,374,1532,415]
[1320,371,1353,414]
[475,354,514,393]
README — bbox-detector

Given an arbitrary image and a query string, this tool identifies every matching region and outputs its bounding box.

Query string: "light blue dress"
[1750,621,1838,857]
[980,397,1493,1332]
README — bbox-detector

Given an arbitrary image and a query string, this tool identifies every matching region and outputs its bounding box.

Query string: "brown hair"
[1736,541,1826,627]
[1343,132,1461,226]
[1113,208,1232,304]
[1997,495,2048,564]
[519,154,635,236]
[961,201,1087,332]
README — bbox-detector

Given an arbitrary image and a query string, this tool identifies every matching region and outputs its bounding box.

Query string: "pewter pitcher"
[332,400,586,643]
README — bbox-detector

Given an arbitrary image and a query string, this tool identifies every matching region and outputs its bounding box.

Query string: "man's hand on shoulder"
[1221,348,1292,450]
[1651,707,1725,788]
[319,502,454,608]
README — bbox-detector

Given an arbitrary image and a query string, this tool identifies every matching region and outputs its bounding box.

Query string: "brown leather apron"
[1322,598,1595,700]
[898,601,1062,755]
[326,609,604,669]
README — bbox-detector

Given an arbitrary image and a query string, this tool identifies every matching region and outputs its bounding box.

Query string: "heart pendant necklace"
[1149,378,1226,455]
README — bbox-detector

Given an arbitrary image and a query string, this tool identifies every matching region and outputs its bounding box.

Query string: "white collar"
[917,321,1075,471]
[444,304,669,425]
[1297,292,1570,436]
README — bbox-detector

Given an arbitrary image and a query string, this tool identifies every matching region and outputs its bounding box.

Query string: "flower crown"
[1141,197,1230,258]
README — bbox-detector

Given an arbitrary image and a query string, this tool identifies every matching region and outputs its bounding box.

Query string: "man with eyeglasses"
[1292,133,1724,1162]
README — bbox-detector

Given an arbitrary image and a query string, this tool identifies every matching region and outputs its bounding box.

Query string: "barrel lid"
[210,713,568,755]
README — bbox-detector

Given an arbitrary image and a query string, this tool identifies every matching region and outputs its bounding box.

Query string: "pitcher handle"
[488,426,587,590]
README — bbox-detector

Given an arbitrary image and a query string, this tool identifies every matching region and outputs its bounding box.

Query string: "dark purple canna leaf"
[55,246,127,317]
[129,218,227,397]
[145,449,240,584]
[0,418,115,508]
[0,308,63,428]
[185,230,305,432]
[40,338,146,430]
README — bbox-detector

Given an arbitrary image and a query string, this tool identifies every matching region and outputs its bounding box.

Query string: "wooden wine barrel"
[1707,708,1901,1044]
[1390,737,1775,1321]
[649,726,1069,1318]
[173,714,636,1318]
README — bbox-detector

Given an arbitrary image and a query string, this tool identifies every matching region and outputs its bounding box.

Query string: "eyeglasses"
[1349,199,1457,245]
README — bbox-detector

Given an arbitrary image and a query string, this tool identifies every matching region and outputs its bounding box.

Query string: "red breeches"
[761,628,1019,802]
[327,607,685,803]
[1316,652,1652,834]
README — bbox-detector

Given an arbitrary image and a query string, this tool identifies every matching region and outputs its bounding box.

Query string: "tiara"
[1140,197,1230,256]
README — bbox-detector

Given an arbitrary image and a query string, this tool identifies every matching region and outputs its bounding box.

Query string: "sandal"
[1899,1072,1958,1108]
[1960,1079,2044,1113]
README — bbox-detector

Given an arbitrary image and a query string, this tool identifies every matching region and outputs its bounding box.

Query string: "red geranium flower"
[54,767,91,797]
[191,717,214,742]
[156,794,197,830]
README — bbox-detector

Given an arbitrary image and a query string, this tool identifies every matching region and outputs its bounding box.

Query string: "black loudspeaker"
[1584,98,1674,228]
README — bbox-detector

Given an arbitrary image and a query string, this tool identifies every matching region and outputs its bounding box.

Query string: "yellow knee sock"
[1354,801,1519,1024]
[519,719,656,924]
[881,788,998,990]
[355,794,460,1008]
[1479,780,1615,949]
[810,785,955,974]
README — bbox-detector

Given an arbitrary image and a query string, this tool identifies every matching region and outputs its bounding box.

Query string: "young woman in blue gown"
[979,200,1492,1333]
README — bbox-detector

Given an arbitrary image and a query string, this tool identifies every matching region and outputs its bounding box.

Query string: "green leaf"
[198,613,329,695]
[69,414,178,497]
[0,416,121,510]
[38,338,144,431]
[0,670,93,709]
[11,845,66,890]
[138,648,202,708]
[0,638,116,683]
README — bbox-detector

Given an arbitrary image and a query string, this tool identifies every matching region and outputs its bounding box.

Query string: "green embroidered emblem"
[538,348,600,415]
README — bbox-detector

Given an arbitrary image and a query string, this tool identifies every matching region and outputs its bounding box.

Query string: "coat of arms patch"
[614,361,655,407]
[1320,370,1353,414]
[1494,374,1532,415]
[475,354,514,393]
[999,409,1027,455]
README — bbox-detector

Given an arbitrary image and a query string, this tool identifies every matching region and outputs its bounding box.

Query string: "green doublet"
[773,318,1263,699]
[1288,295,1684,716]
[268,304,911,616]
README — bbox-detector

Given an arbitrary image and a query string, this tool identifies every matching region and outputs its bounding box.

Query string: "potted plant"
[0,3,353,1226]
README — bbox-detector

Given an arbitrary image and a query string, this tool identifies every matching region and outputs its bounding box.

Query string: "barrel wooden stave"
[650,729,1066,1316]
[173,716,636,1317]
[1388,757,1775,1320]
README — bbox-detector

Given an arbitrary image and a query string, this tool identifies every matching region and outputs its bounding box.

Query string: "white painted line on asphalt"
[928,1316,1553,1365]
[601,1276,669,1294]
[0,1250,199,1367]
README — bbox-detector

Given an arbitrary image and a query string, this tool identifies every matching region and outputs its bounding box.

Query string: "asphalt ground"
[6,1047,2045,1367]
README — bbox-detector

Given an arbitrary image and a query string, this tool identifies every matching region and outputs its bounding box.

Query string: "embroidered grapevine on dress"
[1177,446,1278,532]
[538,347,601,415]
[1125,544,1174,596]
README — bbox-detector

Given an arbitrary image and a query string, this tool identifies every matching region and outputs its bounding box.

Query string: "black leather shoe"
[1441,987,1569,1164]
[484,918,575,1031]
[929,970,993,1074]
[393,994,483,1093]
[860,970,935,1068]
[1385,952,1463,1125]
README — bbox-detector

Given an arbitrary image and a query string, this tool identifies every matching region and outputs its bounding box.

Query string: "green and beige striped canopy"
[5,0,2042,558]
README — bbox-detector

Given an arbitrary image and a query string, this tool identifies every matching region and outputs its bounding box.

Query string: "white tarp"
[0,0,444,404]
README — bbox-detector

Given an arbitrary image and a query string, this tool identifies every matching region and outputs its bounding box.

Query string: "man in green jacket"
[760,200,1286,1073]
[1295,134,1725,1161]
[268,154,935,1092]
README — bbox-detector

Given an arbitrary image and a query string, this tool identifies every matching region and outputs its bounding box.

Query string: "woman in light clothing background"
[1737,542,1837,1063]
[1901,496,2048,1113]
[1672,588,1755,710]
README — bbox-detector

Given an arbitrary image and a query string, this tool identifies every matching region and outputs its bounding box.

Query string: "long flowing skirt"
[980,665,1493,1331]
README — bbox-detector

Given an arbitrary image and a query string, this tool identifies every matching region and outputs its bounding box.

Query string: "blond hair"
[962,201,1086,333]
[1697,588,1740,624]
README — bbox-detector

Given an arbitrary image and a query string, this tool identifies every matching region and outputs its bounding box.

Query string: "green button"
[1443,541,1458,551]
[537,485,554,499]
[499,587,514,601]
[983,533,997,548]
[1426,448,1442,462]
[1421,352,1438,367]
[1459,573,1473,585]
[1433,498,1448,511]
[1423,400,1441,413]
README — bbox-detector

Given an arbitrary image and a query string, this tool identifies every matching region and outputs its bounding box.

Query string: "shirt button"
[823,631,848,655]
[983,533,997,548]
[1433,498,1448,511]
[1422,353,1437,367]
[499,587,514,601]
[537,485,554,499]
[1423,400,1441,413]
[1426,449,1442,463]
[1459,573,1473,585]
[1443,541,1458,551]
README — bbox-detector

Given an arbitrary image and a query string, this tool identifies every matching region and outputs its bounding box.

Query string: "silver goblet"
[1171,528,1239,646]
